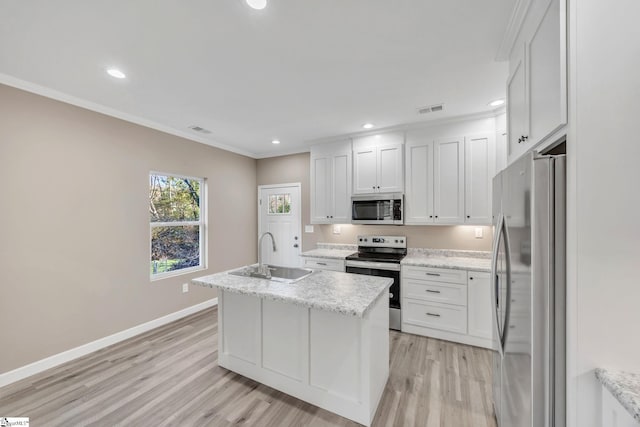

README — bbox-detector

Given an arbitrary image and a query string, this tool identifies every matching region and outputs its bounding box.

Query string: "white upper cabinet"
[507,56,529,160]
[404,141,434,224]
[464,134,495,224]
[433,137,465,224]
[528,0,566,144]
[507,0,567,164]
[352,133,404,194]
[310,155,331,223]
[310,140,352,224]
[353,146,378,194]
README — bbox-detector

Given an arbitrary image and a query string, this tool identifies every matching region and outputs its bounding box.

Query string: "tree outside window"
[149,173,205,278]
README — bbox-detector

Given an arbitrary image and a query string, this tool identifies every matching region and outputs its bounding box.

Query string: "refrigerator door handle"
[502,216,513,353]
[491,213,506,357]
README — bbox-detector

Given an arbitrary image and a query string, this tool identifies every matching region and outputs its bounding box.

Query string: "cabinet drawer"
[403,299,467,334]
[403,279,467,306]
[402,265,467,284]
[303,257,345,272]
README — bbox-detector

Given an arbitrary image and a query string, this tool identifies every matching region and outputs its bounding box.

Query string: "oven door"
[345,261,401,330]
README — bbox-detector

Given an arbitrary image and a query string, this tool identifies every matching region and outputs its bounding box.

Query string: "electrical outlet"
[475,227,483,238]
[182,283,189,293]
[333,225,341,234]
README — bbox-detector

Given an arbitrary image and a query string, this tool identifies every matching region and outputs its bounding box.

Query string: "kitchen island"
[192,269,392,426]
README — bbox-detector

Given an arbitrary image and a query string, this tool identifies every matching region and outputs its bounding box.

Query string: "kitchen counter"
[192,268,391,317]
[300,243,357,260]
[299,248,356,259]
[193,266,390,426]
[401,249,492,272]
[596,368,640,422]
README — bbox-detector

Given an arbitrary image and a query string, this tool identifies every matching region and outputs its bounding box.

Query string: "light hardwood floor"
[0,307,497,426]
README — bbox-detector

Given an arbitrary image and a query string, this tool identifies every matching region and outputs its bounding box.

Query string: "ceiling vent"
[417,103,444,114]
[188,125,212,134]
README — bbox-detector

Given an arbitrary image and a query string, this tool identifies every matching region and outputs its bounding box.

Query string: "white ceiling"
[0,0,514,158]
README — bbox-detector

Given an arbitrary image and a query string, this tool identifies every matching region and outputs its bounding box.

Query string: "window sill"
[150,265,206,282]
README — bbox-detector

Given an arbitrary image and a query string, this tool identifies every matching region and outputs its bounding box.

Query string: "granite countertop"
[300,243,357,260]
[401,249,492,272]
[192,269,391,317]
[300,248,356,259]
[596,368,640,422]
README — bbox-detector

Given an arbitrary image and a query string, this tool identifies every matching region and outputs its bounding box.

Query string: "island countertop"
[596,368,640,422]
[192,269,392,317]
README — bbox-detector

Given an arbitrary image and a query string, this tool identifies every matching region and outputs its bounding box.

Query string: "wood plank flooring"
[0,307,497,426]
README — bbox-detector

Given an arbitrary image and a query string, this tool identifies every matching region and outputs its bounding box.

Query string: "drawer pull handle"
[426,312,441,317]
[425,289,441,294]
[426,273,441,276]
[316,262,327,266]
[509,325,516,329]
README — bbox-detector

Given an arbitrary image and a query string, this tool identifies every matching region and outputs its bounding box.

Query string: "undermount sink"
[228,265,314,283]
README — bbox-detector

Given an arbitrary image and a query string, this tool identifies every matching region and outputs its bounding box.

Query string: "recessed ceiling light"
[272,139,280,145]
[246,0,267,9]
[362,123,374,129]
[106,68,126,79]
[489,99,505,107]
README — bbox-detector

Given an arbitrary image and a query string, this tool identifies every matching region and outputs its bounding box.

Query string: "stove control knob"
[364,238,368,242]
[359,238,363,242]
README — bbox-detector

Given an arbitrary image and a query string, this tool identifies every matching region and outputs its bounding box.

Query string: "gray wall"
[0,84,258,374]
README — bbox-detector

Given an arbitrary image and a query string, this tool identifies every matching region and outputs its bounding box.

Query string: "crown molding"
[0,73,258,159]
[495,0,532,61]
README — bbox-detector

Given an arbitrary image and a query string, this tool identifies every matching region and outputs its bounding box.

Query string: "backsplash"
[313,224,493,252]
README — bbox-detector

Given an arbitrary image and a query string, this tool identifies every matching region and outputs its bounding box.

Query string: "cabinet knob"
[469,277,474,280]
[330,215,333,218]
[466,215,470,218]
[372,186,376,189]
[429,215,433,218]
[435,215,438,218]
[377,186,380,189]
[293,244,299,248]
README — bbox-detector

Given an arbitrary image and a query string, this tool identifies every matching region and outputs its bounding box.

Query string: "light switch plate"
[475,227,483,238]
[305,225,314,233]
[182,283,189,293]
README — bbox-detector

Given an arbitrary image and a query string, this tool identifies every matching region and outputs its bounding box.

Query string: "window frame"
[149,171,207,281]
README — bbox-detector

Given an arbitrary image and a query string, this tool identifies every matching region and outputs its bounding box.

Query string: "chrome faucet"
[256,232,277,277]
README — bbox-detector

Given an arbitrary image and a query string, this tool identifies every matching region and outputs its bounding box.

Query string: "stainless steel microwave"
[351,193,404,225]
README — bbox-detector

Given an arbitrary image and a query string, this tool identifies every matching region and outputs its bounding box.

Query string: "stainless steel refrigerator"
[491,152,566,427]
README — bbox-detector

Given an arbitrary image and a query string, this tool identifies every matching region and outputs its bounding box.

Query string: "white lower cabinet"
[601,385,638,427]
[302,257,345,272]
[467,271,493,340]
[401,266,493,349]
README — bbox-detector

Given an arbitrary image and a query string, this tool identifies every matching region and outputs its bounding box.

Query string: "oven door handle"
[345,260,401,271]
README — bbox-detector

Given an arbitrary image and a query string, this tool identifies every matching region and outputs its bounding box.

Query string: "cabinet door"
[353,146,378,194]
[465,135,494,224]
[405,142,434,224]
[467,272,493,340]
[331,152,352,222]
[310,155,331,223]
[433,137,465,224]
[507,56,529,163]
[377,144,404,193]
[528,0,566,145]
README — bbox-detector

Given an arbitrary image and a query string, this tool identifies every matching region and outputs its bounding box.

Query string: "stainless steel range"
[345,235,407,330]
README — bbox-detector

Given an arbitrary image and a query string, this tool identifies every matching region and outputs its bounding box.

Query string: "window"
[149,173,205,279]
[268,193,291,214]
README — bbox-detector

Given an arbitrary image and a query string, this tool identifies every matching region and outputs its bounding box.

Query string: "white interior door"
[258,183,302,267]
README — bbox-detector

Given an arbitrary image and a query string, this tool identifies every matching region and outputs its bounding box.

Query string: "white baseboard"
[0,298,218,388]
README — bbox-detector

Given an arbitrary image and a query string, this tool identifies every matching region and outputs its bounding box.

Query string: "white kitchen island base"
[217,289,389,426]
